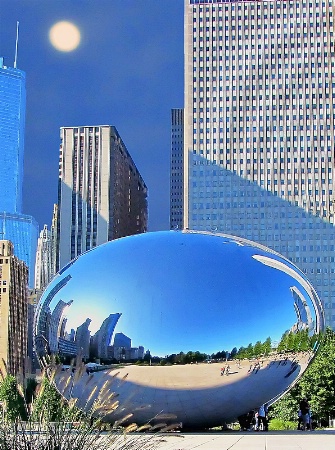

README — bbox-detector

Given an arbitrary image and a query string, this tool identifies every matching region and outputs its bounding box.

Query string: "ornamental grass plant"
[0,357,180,450]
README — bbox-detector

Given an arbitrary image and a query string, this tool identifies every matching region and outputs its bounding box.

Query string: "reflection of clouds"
[252,254,324,333]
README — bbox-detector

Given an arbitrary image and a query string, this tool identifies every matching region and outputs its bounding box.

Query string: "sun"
[49,21,81,52]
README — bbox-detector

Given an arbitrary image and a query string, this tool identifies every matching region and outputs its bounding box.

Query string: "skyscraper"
[35,224,53,291]
[91,313,122,360]
[0,57,25,213]
[0,240,28,376]
[170,108,184,230]
[75,318,91,360]
[0,58,38,286]
[57,125,148,271]
[184,0,335,327]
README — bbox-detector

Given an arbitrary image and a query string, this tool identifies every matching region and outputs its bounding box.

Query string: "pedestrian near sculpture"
[299,398,312,431]
[256,404,268,431]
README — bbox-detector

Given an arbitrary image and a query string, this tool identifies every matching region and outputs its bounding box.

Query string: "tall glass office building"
[0,57,25,213]
[183,0,335,327]
[0,58,38,286]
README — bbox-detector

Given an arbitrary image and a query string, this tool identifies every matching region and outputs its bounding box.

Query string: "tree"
[262,337,272,356]
[253,341,263,357]
[246,343,254,358]
[30,376,66,423]
[269,389,300,422]
[230,347,238,359]
[0,375,27,422]
[270,329,335,423]
[298,329,335,421]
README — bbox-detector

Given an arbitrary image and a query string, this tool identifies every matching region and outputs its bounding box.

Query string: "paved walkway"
[155,430,335,449]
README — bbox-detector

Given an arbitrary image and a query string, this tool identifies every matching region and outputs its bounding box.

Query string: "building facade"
[91,313,121,360]
[184,0,335,327]
[0,58,38,287]
[75,318,91,360]
[27,288,43,373]
[0,58,25,214]
[0,240,28,376]
[170,108,184,229]
[57,125,148,271]
[34,224,53,291]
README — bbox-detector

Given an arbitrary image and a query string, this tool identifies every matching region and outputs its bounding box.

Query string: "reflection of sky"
[38,231,319,356]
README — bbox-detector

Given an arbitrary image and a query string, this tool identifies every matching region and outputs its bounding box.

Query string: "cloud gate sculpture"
[35,230,324,428]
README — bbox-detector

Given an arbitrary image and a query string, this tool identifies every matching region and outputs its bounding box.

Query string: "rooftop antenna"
[14,21,19,68]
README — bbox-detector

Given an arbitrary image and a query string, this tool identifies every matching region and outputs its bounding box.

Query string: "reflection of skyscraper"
[114,332,131,349]
[291,286,313,332]
[35,274,72,347]
[49,299,73,353]
[0,240,28,376]
[0,58,38,287]
[113,332,131,360]
[170,109,184,230]
[75,318,91,359]
[184,0,335,328]
[91,313,121,359]
[57,125,148,271]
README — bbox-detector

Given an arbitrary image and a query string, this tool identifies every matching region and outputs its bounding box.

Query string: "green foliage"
[30,376,67,423]
[253,341,263,357]
[268,419,297,430]
[277,329,316,353]
[262,337,272,356]
[164,350,207,364]
[271,328,335,423]
[0,375,27,422]
[0,364,170,449]
[234,337,272,359]
[269,389,300,422]
[298,328,335,421]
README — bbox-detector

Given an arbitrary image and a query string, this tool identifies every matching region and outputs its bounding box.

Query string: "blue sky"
[0,0,184,231]
[40,231,310,356]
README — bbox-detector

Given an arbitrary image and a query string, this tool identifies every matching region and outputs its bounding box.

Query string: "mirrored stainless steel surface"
[35,230,324,428]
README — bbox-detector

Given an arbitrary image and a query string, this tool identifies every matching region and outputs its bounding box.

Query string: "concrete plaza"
[156,430,335,450]
[63,355,310,428]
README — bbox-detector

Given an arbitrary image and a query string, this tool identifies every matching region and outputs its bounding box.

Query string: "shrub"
[268,419,297,431]
[0,358,177,449]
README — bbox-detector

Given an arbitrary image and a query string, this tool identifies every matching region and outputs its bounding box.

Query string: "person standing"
[299,398,311,431]
[257,404,268,431]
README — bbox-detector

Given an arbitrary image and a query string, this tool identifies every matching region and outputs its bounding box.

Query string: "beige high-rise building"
[0,240,28,376]
[57,126,148,271]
